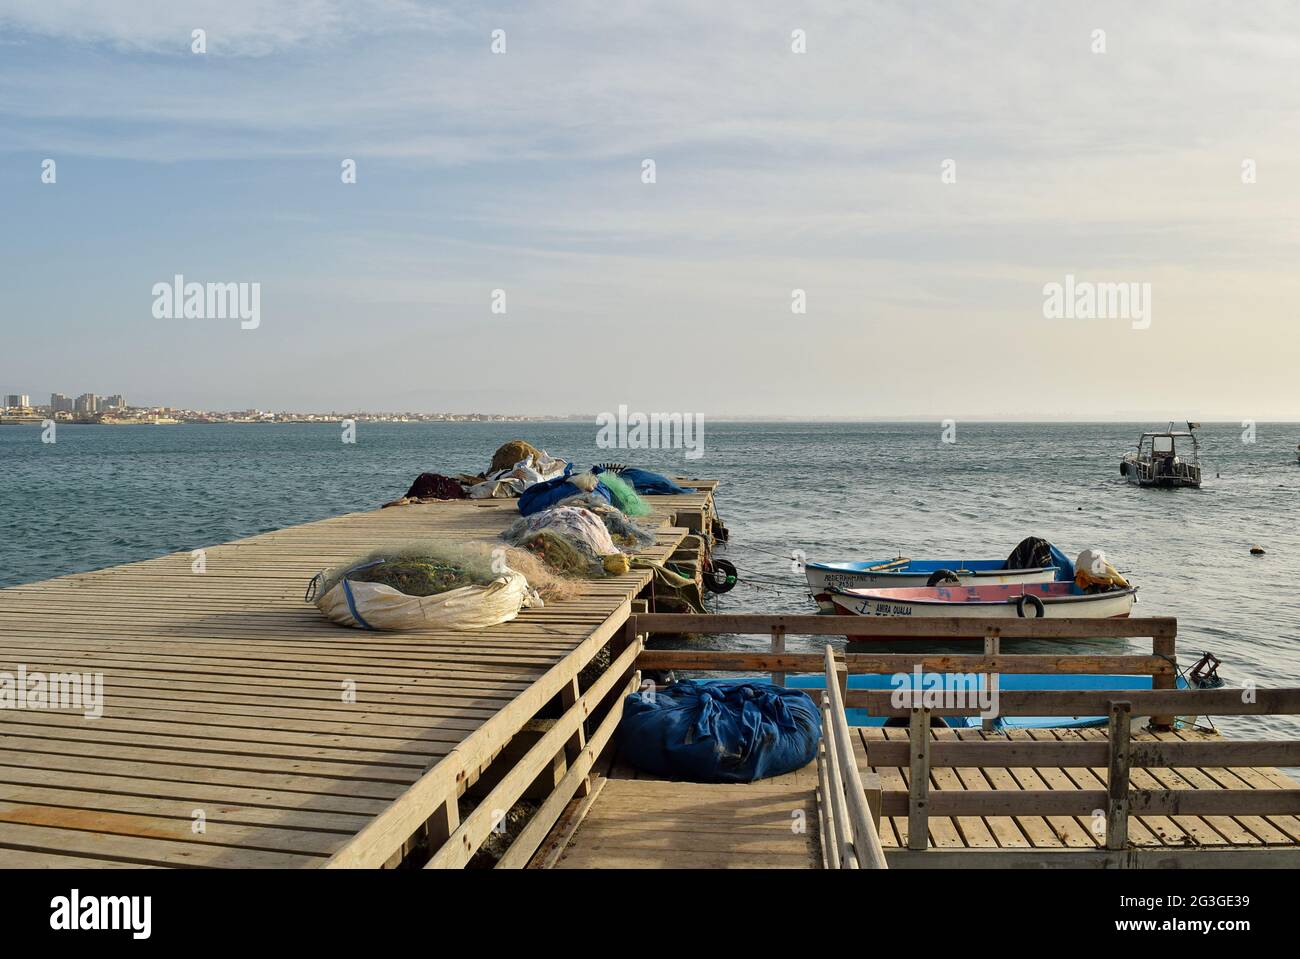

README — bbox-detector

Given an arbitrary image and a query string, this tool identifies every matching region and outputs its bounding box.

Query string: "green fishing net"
[599,472,651,516]
[319,543,502,598]
[347,559,477,596]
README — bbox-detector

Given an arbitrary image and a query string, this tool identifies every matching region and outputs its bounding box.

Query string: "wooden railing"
[818,645,887,868]
[325,600,643,869]
[630,612,1300,864]
[634,613,1180,726]
[883,688,1300,852]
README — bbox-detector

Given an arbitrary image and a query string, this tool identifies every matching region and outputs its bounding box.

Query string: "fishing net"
[513,528,603,577]
[348,558,479,596]
[314,541,579,604]
[489,440,542,474]
[554,493,658,550]
[318,544,496,598]
[502,506,619,556]
[309,542,541,631]
[501,506,637,578]
[598,471,652,516]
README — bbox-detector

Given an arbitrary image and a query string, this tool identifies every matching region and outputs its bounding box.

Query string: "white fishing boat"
[1120,422,1202,488]
[829,581,1138,620]
[805,558,1059,612]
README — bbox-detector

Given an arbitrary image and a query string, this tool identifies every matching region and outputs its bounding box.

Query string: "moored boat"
[829,581,1138,619]
[805,538,1074,612]
[806,559,1058,611]
[1120,422,1203,488]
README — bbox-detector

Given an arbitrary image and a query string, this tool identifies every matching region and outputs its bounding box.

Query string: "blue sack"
[619,680,822,783]
[517,465,613,515]
[615,467,695,495]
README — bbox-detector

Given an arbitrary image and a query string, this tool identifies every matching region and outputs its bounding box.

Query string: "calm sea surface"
[2,421,1297,738]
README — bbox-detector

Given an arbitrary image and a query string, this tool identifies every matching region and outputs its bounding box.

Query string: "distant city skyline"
[4,3,1300,418]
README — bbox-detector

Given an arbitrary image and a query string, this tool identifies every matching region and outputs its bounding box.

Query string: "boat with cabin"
[1120,422,1203,488]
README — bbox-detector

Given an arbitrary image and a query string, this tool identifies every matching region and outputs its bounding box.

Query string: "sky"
[1,1,1299,419]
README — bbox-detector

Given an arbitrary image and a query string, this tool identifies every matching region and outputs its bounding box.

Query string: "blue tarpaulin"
[1049,544,1075,581]
[619,680,822,783]
[517,465,613,515]
[613,468,695,496]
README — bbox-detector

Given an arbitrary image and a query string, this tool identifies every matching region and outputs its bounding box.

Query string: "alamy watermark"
[890,668,999,721]
[0,666,103,718]
[1043,274,1150,330]
[596,404,704,460]
[152,274,260,330]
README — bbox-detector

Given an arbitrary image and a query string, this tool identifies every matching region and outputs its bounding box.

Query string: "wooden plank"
[930,729,997,849]
[1003,728,1098,847]
[552,779,818,869]
[633,614,1178,640]
[1106,702,1131,849]
[0,487,710,869]
[950,729,1031,848]
[907,709,931,851]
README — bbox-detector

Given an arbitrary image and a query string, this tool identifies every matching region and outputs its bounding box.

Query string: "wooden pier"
[3,489,1299,870]
[0,483,717,868]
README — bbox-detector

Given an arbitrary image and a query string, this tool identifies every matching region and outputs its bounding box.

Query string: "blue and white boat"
[805,552,1071,613]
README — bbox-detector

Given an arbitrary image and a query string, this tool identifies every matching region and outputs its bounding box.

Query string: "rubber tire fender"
[926,569,961,587]
[703,559,738,594]
[1015,594,1046,618]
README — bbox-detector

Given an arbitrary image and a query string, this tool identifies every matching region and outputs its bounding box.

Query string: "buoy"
[1250,546,1265,556]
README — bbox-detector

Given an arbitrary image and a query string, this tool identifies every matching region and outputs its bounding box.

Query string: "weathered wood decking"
[865,725,1300,863]
[0,486,714,867]
[552,778,820,869]
[542,723,1300,869]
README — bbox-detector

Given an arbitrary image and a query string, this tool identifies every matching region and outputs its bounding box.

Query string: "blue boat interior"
[809,547,1076,582]
[725,673,1189,730]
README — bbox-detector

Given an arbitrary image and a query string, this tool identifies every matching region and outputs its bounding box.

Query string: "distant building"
[50,393,74,412]
[75,393,99,414]
[5,394,30,408]
[102,395,126,411]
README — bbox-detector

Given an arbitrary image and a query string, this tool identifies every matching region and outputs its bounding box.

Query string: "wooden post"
[1106,701,1132,850]
[861,770,883,831]
[983,633,1000,733]
[908,706,931,851]
[614,617,639,660]
[1151,626,1177,729]
[771,625,787,686]
[560,676,590,798]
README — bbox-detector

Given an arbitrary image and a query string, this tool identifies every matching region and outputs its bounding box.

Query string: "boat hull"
[805,560,1057,612]
[830,582,1138,620]
[1121,454,1202,488]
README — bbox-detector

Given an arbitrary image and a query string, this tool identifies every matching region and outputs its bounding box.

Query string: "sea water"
[1,420,1297,738]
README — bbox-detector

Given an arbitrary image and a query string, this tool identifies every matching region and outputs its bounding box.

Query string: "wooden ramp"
[550,777,820,869]
[0,487,714,868]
